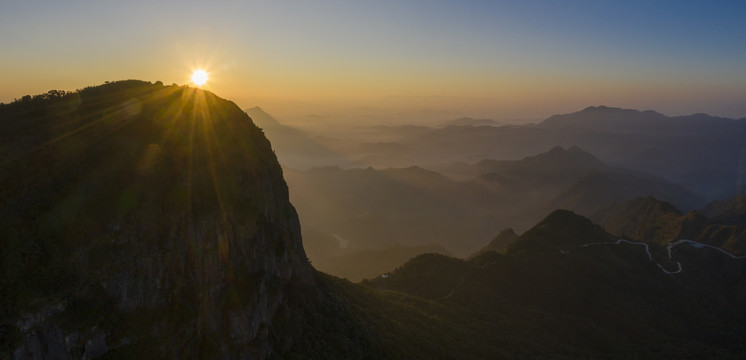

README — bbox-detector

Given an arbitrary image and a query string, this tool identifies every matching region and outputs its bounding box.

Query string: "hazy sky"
[2,0,745,121]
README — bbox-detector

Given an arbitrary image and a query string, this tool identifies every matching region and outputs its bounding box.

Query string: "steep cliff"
[0,81,325,359]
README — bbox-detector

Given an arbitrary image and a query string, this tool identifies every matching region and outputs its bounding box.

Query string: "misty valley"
[2,81,746,359]
[248,105,745,282]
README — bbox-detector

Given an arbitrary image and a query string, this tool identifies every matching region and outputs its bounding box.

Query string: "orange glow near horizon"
[1,2,745,119]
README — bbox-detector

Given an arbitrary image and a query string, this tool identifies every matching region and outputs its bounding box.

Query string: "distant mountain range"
[247,105,743,282]
[441,117,500,127]
[244,106,356,169]
[436,145,605,181]
[253,105,746,199]
[286,146,704,266]
[540,105,746,135]
[4,85,745,358]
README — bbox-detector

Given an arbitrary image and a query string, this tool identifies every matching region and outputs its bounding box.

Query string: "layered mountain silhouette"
[437,145,605,181]
[540,105,746,135]
[243,106,353,169]
[261,105,745,198]
[284,165,491,256]
[4,83,745,359]
[286,146,703,269]
[441,117,499,127]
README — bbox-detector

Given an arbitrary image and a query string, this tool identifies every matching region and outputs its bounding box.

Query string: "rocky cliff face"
[0,81,314,359]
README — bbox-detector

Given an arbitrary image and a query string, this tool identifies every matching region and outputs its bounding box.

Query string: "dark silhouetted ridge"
[519,145,605,171]
[507,210,614,255]
[363,206,746,358]
[315,243,452,282]
[0,81,383,359]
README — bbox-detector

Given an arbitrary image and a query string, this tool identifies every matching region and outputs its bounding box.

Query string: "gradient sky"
[2,0,745,121]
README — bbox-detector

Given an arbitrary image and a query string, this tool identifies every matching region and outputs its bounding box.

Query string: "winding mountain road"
[569,239,745,275]
[442,238,744,300]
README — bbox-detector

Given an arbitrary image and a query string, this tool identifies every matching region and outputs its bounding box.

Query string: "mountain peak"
[540,105,668,132]
[582,105,624,112]
[507,210,614,255]
[246,105,266,113]
[519,146,605,171]
[245,106,283,129]
[2,80,314,358]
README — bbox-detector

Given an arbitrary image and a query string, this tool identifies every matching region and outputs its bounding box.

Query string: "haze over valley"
[3,1,746,359]
[244,105,745,280]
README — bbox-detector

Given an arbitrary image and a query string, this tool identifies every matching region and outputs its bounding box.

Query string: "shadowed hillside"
[592,196,746,254]
[0,81,379,359]
[4,83,745,359]
[361,210,746,358]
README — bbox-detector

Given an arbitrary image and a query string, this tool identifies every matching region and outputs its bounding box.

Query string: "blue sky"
[1,0,745,119]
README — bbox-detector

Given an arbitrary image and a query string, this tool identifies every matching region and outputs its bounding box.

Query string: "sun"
[191,69,209,86]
